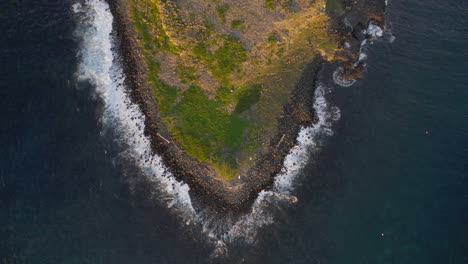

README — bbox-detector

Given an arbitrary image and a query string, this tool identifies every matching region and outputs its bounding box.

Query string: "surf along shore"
[106,0,385,212]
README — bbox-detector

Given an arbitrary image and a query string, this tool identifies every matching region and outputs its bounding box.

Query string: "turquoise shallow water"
[1,0,467,263]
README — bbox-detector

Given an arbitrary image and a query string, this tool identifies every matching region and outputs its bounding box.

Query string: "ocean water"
[1,0,467,263]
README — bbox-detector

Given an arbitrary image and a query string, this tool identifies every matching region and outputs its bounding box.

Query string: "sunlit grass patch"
[128,0,178,53]
[125,0,341,179]
[231,19,245,30]
[234,85,262,114]
[265,0,275,10]
[169,86,249,179]
[193,36,247,83]
[216,4,230,23]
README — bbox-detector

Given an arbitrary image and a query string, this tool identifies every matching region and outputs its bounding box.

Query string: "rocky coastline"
[106,0,385,213]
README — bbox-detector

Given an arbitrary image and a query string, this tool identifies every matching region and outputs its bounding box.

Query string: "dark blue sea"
[1,0,467,263]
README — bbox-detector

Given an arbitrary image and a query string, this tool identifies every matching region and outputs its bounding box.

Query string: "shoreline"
[107,0,320,212]
[106,0,384,212]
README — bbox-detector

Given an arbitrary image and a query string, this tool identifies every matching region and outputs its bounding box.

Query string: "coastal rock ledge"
[106,0,386,212]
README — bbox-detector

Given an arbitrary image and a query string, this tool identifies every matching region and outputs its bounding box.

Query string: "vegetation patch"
[128,0,177,53]
[216,4,230,23]
[126,0,340,179]
[234,85,262,114]
[193,36,247,83]
[231,19,245,30]
[265,0,276,10]
[169,86,249,178]
[176,64,197,84]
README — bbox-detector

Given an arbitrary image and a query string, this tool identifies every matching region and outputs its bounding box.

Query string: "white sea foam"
[333,20,387,87]
[365,21,384,39]
[73,0,195,220]
[74,0,340,257]
[212,84,340,254]
[333,67,357,87]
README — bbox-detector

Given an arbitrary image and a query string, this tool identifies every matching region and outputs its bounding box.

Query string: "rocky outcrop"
[106,0,385,212]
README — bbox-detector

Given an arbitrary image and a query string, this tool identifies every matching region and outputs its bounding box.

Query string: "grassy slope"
[126,0,339,179]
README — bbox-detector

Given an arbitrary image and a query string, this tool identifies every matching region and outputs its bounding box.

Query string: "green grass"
[231,19,245,29]
[176,64,197,84]
[168,86,250,178]
[193,42,210,59]
[216,4,230,23]
[202,20,215,36]
[265,0,276,10]
[234,85,262,113]
[149,30,253,178]
[129,1,179,114]
[268,31,281,43]
[129,0,178,53]
[124,0,256,176]
[147,59,178,114]
[215,86,236,105]
[193,36,247,83]
[211,37,247,80]
[126,0,338,179]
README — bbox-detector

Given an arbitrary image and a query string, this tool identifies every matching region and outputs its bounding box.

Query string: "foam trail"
[273,84,340,194]
[212,84,340,253]
[333,67,357,87]
[333,20,388,87]
[73,0,341,257]
[73,0,195,220]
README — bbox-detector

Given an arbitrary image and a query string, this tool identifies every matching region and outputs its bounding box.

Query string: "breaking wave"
[72,0,196,220]
[73,0,340,257]
[210,83,340,256]
[333,19,394,87]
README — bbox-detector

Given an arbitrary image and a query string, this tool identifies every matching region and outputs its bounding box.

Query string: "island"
[106,0,386,212]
